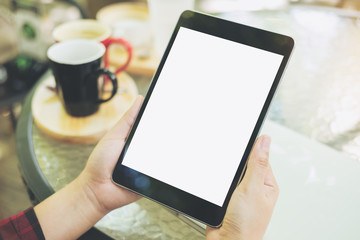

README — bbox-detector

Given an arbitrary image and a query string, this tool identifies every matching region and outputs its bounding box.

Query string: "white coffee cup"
[148,0,194,57]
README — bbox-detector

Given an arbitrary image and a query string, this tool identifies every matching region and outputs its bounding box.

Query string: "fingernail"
[260,135,271,152]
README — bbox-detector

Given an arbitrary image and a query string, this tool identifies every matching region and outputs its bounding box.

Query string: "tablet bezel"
[112,10,294,227]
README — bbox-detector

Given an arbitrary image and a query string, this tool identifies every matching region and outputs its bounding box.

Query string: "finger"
[205,226,217,238]
[264,164,279,204]
[240,135,271,188]
[264,164,278,189]
[101,95,144,143]
[90,95,143,171]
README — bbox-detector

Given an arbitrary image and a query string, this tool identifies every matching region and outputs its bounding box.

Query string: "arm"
[34,96,144,240]
[0,208,44,240]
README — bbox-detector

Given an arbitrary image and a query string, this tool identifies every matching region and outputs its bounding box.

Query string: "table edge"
[15,70,114,240]
[16,70,55,201]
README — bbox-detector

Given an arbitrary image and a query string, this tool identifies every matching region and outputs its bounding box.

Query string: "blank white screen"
[123,27,283,206]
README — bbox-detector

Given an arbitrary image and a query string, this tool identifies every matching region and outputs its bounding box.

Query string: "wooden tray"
[32,72,138,144]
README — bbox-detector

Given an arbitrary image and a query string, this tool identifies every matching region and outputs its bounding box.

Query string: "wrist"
[34,174,110,240]
[76,172,111,219]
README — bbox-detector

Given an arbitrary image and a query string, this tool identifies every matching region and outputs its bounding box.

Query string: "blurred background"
[1,0,360,221]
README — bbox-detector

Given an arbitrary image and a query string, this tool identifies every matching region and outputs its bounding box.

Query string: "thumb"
[85,95,144,177]
[99,95,144,144]
[241,135,271,188]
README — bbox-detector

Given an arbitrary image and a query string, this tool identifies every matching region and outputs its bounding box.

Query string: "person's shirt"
[0,207,45,240]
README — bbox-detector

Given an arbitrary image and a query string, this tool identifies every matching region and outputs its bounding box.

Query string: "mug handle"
[94,68,118,103]
[103,38,133,74]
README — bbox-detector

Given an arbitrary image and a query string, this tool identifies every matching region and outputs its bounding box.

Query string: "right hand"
[206,135,279,240]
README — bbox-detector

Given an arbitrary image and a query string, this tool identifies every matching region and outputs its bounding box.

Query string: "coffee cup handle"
[94,69,118,103]
[103,38,133,74]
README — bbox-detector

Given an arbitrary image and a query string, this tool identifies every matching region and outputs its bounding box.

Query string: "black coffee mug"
[47,39,117,117]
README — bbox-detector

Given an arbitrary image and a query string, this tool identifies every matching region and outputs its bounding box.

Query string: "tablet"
[112,10,294,227]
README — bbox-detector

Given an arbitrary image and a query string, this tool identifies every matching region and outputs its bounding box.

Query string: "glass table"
[221,5,360,160]
[16,5,360,240]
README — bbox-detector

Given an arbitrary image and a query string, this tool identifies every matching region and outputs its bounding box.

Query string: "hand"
[35,96,145,240]
[206,135,279,240]
[78,95,144,215]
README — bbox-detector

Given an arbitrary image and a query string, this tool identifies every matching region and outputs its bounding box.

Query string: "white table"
[262,120,360,240]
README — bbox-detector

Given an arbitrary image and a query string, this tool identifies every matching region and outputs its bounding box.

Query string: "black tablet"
[112,10,294,227]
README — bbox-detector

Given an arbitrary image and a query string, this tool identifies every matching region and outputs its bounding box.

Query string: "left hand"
[78,95,144,215]
[34,96,144,240]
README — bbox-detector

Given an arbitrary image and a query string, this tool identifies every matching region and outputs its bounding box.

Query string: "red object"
[102,37,133,74]
[0,207,45,240]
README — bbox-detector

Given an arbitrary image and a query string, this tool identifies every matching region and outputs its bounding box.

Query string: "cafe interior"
[1,0,360,239]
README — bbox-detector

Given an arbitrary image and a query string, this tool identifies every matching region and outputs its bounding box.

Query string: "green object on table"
[22,22,36,40]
